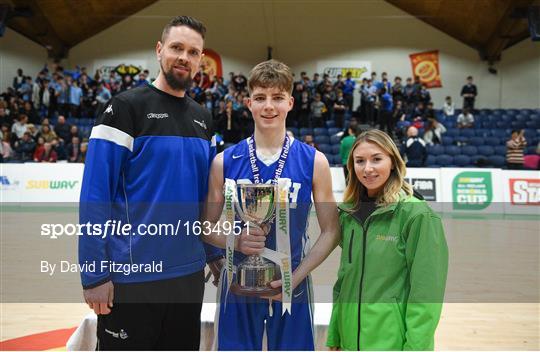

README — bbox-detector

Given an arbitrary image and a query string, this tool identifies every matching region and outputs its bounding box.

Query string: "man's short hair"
[248,60,293,95]
[467,75,473,80]
[161,16,206,42]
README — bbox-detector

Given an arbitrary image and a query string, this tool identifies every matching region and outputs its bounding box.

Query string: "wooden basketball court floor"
[1,207,538,350]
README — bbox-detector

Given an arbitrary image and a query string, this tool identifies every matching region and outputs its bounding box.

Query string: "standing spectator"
[18,76,33,102]
[322,83,336,122]
[340,124,357,180]
[13,68,24,89]
[342,71,356,111]
[333,74,344,91]
[298,90,310,128]
[403,126,427,167]
[69,79,83,118]
[232,73,247,92]
[418,85,431,105]
[364,80,377,125]
[461,76,477,109]
[39,78,54,118]
[54,115,71,142]
[403,77,416,109]
[93,82,112,114]
[443,96,455,117]
[506,130,527,169]
[457,107,474,128]
[333,90,347,129]
[423,118,447,145]
[136,70,150,87]
[378,88,393,135]
[310,93,325,128]
[391,76,404,102]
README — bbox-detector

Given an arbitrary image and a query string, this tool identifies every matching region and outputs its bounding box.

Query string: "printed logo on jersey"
[147,113,169,119]
[104,104,113,115]
[193,119,207,130]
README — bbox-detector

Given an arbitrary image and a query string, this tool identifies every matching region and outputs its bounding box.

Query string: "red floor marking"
[0,327,76,351]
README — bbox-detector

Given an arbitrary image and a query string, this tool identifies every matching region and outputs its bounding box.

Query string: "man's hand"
[83,281,114,315]
[236,225,268,256]
[207,258,225,286]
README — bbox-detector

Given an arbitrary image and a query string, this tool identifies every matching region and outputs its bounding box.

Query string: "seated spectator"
[34,141,57,163]
[457,107,474,128]
[11,114,28,140]
[67,136,82,162]
[69,125,82,141]
[443,96,455,117]
[302,134,319,150]
[26,124,38,139]
[506,130,527,169]
[14,132,36,161]
[54,115,71,142]
[403,126,427,167]
[423,102,436,120]
[22,101,39,124]
[423,118,447,146]
[33,136,45,161]
[51,137,67,161]
[39,124,57,143]
[80,142,88,163]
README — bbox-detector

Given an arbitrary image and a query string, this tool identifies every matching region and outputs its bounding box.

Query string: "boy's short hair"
[247,60,293,95]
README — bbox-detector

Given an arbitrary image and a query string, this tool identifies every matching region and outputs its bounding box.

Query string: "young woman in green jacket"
[327,129,448,351]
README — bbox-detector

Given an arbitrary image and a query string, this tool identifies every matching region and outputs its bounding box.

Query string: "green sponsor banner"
[452,171,493,210]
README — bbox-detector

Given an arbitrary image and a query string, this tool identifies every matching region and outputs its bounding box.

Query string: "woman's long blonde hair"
[344,129,412,209]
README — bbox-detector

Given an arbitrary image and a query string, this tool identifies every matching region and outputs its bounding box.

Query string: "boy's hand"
[262,279,283,301]
[237,225,268,256]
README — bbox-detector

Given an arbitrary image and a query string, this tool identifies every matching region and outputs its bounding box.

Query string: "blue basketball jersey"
[223,137,316,269]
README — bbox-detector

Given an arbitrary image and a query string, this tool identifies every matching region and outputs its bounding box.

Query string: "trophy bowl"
[231,183,281,296]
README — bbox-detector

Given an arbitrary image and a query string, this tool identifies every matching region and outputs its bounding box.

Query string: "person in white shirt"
[443,96,455,117]
[457,107,474,128]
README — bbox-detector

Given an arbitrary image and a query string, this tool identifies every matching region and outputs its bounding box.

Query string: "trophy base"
[230,283,281,297]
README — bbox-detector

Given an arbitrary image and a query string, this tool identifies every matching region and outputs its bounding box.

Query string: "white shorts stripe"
[90,125,134,152]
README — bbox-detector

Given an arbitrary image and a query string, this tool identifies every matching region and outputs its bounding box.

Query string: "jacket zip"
[357,219,371,351]
[348,229,354,264]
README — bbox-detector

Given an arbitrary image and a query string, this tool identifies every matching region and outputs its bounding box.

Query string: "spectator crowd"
[1,63,537,169]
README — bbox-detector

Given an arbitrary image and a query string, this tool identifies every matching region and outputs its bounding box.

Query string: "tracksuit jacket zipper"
[356,219,371,351]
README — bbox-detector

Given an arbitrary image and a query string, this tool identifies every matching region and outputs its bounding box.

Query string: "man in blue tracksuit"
[79,16,221,350]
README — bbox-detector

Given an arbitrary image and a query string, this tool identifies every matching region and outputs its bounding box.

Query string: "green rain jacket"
[327,194,448,351]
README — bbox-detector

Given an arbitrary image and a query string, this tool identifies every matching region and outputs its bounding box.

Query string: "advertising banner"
[409,50,442,88]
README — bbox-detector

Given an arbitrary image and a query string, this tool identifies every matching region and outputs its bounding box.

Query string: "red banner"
[409,50,442,88]
[201,48,223,80]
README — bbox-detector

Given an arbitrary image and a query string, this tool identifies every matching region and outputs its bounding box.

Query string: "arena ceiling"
[3,0,537,62]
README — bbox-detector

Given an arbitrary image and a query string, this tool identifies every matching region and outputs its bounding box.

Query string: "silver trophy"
[231,184,281,296]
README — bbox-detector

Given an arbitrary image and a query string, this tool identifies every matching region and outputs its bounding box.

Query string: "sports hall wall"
[1,0,539,108]
[0,28,48,95]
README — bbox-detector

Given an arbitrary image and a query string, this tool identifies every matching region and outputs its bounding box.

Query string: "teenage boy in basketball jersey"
[202,60,340,350]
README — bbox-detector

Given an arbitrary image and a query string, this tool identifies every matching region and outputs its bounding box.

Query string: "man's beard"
[161,61,192,91]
